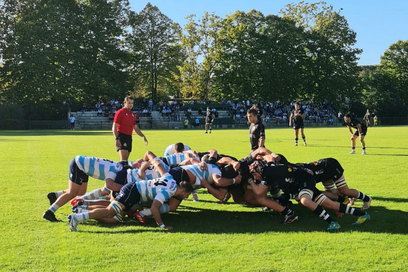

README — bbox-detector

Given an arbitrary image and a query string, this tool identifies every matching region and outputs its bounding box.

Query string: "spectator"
[69,114,75,130]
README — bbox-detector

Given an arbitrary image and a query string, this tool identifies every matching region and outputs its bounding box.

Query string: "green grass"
[1,126,408,272]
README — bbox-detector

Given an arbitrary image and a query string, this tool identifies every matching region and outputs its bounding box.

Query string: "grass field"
[1,126,408,272]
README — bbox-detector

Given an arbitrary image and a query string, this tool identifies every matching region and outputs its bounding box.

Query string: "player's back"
[75,155,121,180]
[136,173,177,203]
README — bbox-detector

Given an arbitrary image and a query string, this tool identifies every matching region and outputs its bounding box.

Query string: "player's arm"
[151,199,172,230]
[133,125,148,145]
[179,157,201,165]
[347,125,353,134]
[105,177,124,192]
[201,178,229,201]
[289,113,293,126]
[258,137,265,148]
[213,174,241,187]
[144,151,168,176]
[112,122,120,147]
[356,124,362,134]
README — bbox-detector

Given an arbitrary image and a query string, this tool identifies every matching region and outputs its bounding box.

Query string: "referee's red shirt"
[114,108,136,135]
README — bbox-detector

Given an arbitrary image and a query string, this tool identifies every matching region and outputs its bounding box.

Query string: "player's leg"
[298,190,339,230]
[300,127,306,145]
[350,133,358,154]
[334,176,372,210]
[294,128,299,146]
[359,135,366,154]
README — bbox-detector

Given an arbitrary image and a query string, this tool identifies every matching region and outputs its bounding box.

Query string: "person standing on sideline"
[184,118,189,129]
[289,103,307,146]
[247,108,265,153]
[344,113,367,155]
[70,114,76,130]
[363,109,371,127]
[113,96,148,161]
[205,107,213,134]
[373,115,378,126]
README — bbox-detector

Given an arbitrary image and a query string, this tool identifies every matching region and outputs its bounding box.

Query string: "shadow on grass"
[72,203,408,235]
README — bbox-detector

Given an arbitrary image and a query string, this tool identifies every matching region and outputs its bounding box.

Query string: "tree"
[380,40,408,105]
[0,0,131,119]
[280,1,362,106]
[126,3,183,103]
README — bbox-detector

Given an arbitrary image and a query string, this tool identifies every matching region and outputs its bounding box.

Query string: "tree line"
[0,0,407,121]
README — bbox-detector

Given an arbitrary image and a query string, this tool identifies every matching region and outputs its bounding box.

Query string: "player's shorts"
[114,169,128,186]
[297,176,323,200]
[293,121,304,130]
[69,158,89,185]
[205,118,213,125]
[168,167,190,184]
[353,127,367,137]
[315,159,344,182]
[114,182,141,211]
[116,133,132,152]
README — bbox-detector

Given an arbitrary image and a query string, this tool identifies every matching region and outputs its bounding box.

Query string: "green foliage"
[126,3,183,102]
[0,102,24,129]
[0,0,131,118]
[1,127,408,271]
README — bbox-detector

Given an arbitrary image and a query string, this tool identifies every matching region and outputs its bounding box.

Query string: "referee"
[112,96,148,161]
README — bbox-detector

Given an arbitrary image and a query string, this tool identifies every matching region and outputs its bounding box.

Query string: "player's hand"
[232,161,240,171]
[350,135,355,140]
[115,139,121,147]
[143,136,148,146]
[199,162,208,171]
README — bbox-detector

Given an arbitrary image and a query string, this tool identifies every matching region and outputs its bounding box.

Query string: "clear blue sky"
[128,0,408,66]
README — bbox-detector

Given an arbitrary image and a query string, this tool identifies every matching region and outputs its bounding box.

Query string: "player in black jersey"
[289,103,307,146]
[249,158,370,230]
[247,108,265,152]
[344,113,367,154]
[205,107,213,134]
[296,158,372,210]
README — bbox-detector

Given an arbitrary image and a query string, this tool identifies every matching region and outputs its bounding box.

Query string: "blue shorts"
[69,158,89,185]
[115,182,141,211]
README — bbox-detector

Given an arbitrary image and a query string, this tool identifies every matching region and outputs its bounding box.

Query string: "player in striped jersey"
[163,142,191,156]
[43,156,127,222]
[68,151,193,232]
[162,152,195,167]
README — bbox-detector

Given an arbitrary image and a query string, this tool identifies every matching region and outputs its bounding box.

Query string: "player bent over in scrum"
[68,153,193,232]
[43,156,127,222]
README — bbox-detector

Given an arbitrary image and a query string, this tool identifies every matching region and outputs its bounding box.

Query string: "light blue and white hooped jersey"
[75,155,122,180]
[136,173,177,204]
[181,163,221,189]
[127,162,169,182]
[164,153,191,166]
[163,144,192,156]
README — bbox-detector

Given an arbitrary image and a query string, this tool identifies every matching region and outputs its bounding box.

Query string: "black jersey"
[292,108,305,124]
[205,111,213,123]
[346,118,367,130]
[249,122,265,151]
[260,163,314,195]
[296,158,344,183]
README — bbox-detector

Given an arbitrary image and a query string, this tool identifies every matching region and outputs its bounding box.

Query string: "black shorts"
[115,182,141,211]
[169,167,190,184]
[69,158,89,185]
[315,159,344,182]
[114,169,128,186]
[297,176,321,198]
[293,121,304,130]
[116,133,132,152]
[353,127,367,137]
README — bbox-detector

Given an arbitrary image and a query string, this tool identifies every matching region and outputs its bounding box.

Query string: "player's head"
[294,103,300,109]
[249,160,264,181]
[174,142,185,153]
[123,96,134,110]
[177,181,194,198]
[344,113,351,122]
[247,109,258,124]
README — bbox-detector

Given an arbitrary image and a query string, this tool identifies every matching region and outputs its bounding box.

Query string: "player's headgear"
[249,161,264,174]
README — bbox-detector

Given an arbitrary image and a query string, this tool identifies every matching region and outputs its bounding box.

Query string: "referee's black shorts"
[117,132,132,152]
